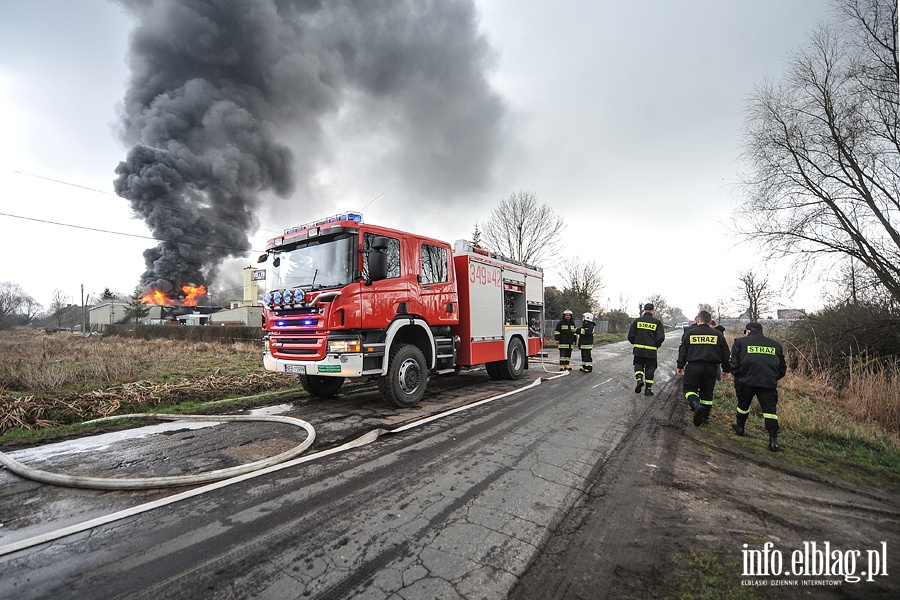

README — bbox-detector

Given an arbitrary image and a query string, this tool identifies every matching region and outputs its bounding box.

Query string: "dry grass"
[778,362,900,442]
[724,330,898,438]
[0,329,296,435]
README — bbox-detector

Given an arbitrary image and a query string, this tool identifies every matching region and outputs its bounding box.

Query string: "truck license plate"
[285,364,306,374]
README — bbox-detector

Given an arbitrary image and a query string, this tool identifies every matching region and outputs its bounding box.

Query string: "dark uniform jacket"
[577,321,595,348]
[627,312,665,357]
[554,318,577,347]
[730,331,786,388]
[676,323,731,371]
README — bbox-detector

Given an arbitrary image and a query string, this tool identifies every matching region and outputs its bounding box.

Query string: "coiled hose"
[0,413,316,490]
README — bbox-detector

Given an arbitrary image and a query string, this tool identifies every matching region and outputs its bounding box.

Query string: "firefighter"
[676,310,730,426]
[627,303,665,396]
[729,322,787,452]
[576,312,595,373]
[554,310,577,371]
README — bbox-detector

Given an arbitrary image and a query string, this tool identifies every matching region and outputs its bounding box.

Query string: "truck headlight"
[327,339,361,354]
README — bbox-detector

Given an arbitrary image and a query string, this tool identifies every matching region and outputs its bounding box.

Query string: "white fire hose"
[0,413,316,490]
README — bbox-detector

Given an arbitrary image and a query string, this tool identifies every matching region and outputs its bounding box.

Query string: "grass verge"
[705,376,900,491]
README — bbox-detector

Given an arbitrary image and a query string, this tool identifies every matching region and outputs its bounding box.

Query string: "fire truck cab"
[259,213,544,407]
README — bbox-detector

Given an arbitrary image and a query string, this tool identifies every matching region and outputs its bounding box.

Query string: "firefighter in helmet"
[576,312,595,373]
[554,310,577,371]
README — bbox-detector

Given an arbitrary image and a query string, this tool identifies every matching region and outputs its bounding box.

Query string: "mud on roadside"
[511,380,900,599]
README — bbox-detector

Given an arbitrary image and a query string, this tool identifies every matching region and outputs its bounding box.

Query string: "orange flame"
[182,284,207,306]
[140,284,207,306]
[140,289,171,305]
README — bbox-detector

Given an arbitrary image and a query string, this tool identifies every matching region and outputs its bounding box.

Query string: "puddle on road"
[4,421,220,462]
[5,405,299,463]
[245,404,295,416]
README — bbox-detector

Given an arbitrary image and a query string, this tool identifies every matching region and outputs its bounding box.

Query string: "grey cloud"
[113,0,504,299]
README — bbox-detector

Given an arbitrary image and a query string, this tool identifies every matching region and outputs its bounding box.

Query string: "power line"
[6,168,285,236]
[11,169,116,196]
[0,211,264,254]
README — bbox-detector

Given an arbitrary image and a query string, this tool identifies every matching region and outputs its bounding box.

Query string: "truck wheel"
[299,374,345,398]
[497,338,526,380]
[485,362,503,380]
[379,344,428,408]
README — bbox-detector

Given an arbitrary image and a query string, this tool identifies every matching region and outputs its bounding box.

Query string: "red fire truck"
[258,212,545,407]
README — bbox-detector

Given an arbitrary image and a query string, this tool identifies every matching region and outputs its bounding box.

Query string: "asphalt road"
[0,335,681,599]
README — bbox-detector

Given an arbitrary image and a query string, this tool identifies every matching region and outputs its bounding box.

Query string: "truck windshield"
[269,234,356,291]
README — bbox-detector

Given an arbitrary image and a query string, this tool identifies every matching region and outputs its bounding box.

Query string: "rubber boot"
[644,385,653,396]
[731,413,747,436]
[634,375,644,394]
[693,404,710,427]
[768,430,780,452]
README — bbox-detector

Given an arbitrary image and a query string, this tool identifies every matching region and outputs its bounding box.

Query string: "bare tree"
[825,255,896,307]
[481,190,565,266]
[553,258,604,319]
[0,281,27,328]
[736,0,900,302]
[644,294,671,321]
[21,295,42,324]
[737,270,776,321]
[698,302,715,315]
[49,289,71,331]
[617,292,633,314]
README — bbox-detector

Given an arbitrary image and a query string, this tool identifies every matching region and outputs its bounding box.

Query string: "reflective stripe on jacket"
[628,313,665,357]
[555,318,577,346]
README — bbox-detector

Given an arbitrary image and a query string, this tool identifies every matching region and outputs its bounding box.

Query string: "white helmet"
[563,309,573,316]
[583,312,593,322]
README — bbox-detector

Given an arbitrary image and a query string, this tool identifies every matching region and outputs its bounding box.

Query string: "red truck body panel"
[260,214,543,385]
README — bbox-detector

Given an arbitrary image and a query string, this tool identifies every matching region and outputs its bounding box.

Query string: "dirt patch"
[511,380,900,599]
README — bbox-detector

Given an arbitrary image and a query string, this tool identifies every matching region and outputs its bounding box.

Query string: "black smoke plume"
[113,0,505,299]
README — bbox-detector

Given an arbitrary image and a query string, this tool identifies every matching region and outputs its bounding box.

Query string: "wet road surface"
[0,337,681,599]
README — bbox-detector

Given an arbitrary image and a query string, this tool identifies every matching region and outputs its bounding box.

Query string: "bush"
[778,303,900,434]
[783,304,900,374]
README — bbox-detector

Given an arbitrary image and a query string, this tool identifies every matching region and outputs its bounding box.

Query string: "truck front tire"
[380,343,429,408]
[299,374,345,398]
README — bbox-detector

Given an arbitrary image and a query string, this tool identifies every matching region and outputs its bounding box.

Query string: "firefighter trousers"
[579,346,592,372]
[558,345,572,369]
[735,382,779,432]
[633,355,657,386]
[683,362,718,411]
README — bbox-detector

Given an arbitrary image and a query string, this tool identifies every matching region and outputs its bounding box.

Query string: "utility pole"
[81,284,86,334]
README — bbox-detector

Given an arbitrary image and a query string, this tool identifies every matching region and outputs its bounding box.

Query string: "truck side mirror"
[369,236,388,281]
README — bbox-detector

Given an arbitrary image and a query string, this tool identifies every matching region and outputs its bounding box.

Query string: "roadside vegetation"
[0,329,301,445]
[708,312,900,490]
[669,309,900,598]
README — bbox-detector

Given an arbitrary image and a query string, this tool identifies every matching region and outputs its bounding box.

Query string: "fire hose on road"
[0,373,566,558]
[0,413,317,490]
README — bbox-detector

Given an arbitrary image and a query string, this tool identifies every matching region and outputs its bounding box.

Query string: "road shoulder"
[511,382,900,599]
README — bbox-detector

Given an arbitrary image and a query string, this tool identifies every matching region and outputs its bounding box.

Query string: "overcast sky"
[0,0,838,317]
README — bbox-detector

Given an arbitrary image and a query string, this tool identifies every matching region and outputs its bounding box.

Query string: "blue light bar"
[283,211,363,235]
